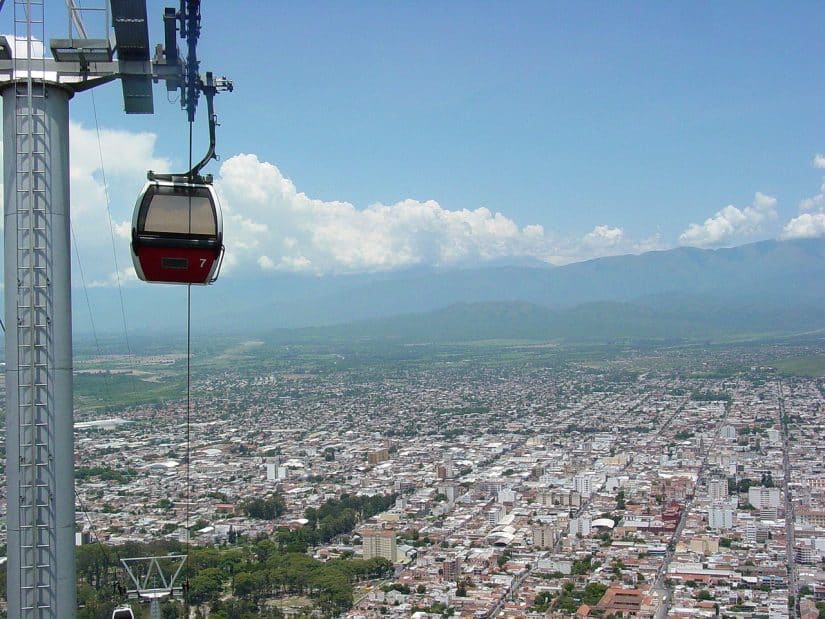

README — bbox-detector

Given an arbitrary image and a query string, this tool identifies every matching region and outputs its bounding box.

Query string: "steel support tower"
[3,78,75,617]
[2,2,75,614]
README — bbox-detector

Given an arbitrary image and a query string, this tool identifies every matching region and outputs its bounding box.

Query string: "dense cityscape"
[3,1,825,617]
[2,339,822,617]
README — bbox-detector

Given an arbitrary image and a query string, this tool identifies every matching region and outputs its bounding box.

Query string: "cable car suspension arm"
[149,0,232,183]
[186,72,231,179]
[148,71,232,183]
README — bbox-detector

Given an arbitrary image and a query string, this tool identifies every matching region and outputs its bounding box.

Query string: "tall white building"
[362,529,397,562]
[532,523,556,549]
[574,473,594,498]
[486,506,503,527]
[744,519,758,543]
[795,543,814,565]
[708,506,733,530]
[748,486,780,510]
[497,488,516,504]
[569,515,591,537]
[437,482,458,504]
[709,478,728,502]
[721,425,738,440]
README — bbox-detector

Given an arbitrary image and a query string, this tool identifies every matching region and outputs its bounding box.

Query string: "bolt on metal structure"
[0,1,231,615]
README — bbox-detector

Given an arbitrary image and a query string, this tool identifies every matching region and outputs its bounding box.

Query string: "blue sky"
[6,1,825,280]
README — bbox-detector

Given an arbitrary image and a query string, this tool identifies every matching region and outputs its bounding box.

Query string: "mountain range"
[76,237,825,344]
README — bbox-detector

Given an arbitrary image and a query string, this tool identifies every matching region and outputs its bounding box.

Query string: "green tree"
[583,582,608,605]
[188,567,225,605]
[240,493,286,520]
[234,571,265,599]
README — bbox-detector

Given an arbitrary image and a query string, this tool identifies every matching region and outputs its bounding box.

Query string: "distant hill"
[288,297,825,343]
[74,237,825,342]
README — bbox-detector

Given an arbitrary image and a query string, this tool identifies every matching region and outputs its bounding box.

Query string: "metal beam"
[110,0,153,112]
[0,53,181,96]
[49,38,113,63]
[66,0,90,39]
[110,0,150,60]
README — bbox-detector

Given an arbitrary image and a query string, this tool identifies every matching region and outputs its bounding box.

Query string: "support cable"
[71,223,113,404]
[74,487,129,599]
[90,90,138,394]
[183,116,194,614]
[73,101,133,600]
[70,225,101,354]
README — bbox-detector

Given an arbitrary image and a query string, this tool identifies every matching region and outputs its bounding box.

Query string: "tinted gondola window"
[141,186,217,236]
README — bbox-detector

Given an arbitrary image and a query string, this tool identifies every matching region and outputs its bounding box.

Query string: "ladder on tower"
[13,0,55,614]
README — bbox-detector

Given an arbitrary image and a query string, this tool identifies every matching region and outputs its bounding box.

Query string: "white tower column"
[3,80,76,618]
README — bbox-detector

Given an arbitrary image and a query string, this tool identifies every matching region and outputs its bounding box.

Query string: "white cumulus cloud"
[66,121,172,285]
[217,154,556,274]
[545,226,664,265]
[780,213,825,239]
[582,225,624,249]
[678,192,778,248]
[783,156,825,239]
[215,154,668,274]
[4,121,672,284]
[88,266,139,288]
[799,181,825,212]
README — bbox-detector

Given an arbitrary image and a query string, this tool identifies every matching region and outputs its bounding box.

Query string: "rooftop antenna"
[0,2,231,616]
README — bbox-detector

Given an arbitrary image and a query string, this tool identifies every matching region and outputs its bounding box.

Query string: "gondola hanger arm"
[148,71,233,184]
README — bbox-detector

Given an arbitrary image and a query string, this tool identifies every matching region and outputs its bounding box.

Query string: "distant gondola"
[111,605,134,619]
[130,174,224,284]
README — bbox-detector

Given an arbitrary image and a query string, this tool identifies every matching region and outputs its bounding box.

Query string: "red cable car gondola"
[130,173,224,284]
[131,72,230,285]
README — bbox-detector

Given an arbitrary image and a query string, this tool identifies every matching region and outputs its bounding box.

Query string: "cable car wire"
[91,91,139,396]
[74,487,130,603]
[71,224,101,355]
[71,223,115,405]
[183,118,194,614]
